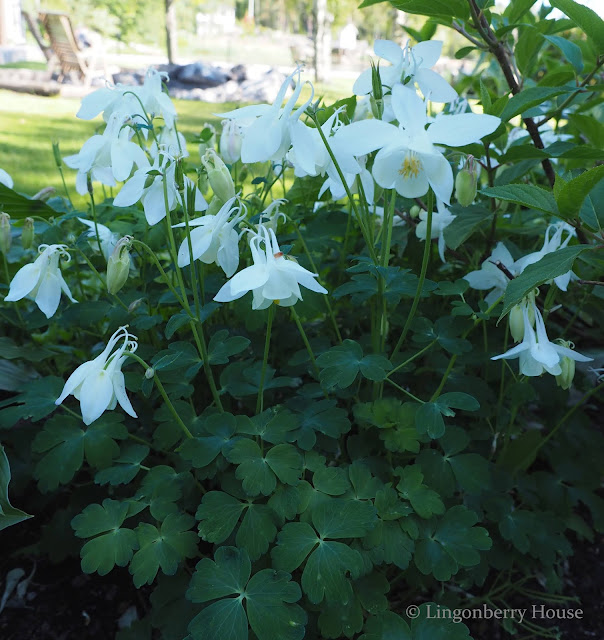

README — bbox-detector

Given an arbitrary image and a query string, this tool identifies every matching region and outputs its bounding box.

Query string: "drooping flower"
[464,242,521,305]
[4,244,76,318]
[219,119,243,164]
[353,39,457,104]
[55,326,138,425]
[334,85,500,204]
[214,226,327,309]
[113,152,207,225]
[0,168,13,188]
[77,218,119,261]
[415,199,456,262]
[173,195,246,276]
[64,112,147,195]
[491,299,591,377]
[216,67,312,164]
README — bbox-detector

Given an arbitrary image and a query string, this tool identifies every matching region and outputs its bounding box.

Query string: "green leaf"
[550,0,604,53]
[479,185,558,215]
[556,165,604,219]
[500,86,573,121]
[265,444,303,485]
[312,466,351,496]
[499,509,535,553]
[395,466,444,519]
[0,444,32,530]
[188,547,305,640]
[316,340,392,389]
[360,612,411,640]
[179,413,238,468]
[245,409,300,445]
[72,499,138,576]
[364,520,414,570]
[444,206,492,250]
[0,376,64,428]
[505,0,537,22]
[0,183,56,218]
[208,330,250,364]
[165,313,191,339]
[501,245,593,317]
[312,499,377,538]
[318,597,364,638]
[196,491,245,544]
[236,503,278,561]
[381,0,469,19]
[415,403,445,439]
[290,399,351,450]
[435,392,480,414]
[95,443,149,486]
[544,34,584,72]
[130,514,198,587]
[414,506,492,581]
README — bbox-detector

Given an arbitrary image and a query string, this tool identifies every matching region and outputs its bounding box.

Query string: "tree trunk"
[165,0,177,64]
[312,0,329,83]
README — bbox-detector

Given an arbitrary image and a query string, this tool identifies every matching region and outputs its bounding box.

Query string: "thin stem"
[256,304,275,414]
[74,247,129,311]
[290,306,322,383]
[384,377,425,404]
[125,351,193,439]
[132,240,187,308]
[88,190,104,257]
[391,190,434,358]
[379,189,396,353]
[387,339,437,378]
[57,164,74,208]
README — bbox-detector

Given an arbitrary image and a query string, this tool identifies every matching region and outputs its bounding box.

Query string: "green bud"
[32,187,56,201]
[107,236,132,295]
[0,212,11,255]
[555,344,576,390]
[21,217,35,250]
[207,195,224,216]
[370,60,384,101]
[455,156,478,207]
[409,205,420,219]
[238,164,249,184]
[145,367,155,379]
[509,304,525,342]
[198,170,209,194]
[201,149,235,202]
[369,96,383,121]
[174,159,185,193]
[52,140,62,168]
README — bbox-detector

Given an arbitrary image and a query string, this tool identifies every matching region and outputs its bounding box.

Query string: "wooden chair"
[37,12,105,86]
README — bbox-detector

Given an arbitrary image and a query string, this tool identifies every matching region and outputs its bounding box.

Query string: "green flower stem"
[88,190,104,257]
[391,190,434,359]
[290,306,322,383]
[291,220,342,343]
[309,111,378,264]
[384,377,425,404]
[256,304,275,414]
[386,339,438,378]
[162,178,224,412]
[74,247,129,312]
[2,252,23,323]
[379,189,397,353]
[182,184,202,320]
[57,164,73,208]
[125,351,193,439]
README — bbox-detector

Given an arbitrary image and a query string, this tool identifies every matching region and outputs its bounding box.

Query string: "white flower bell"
[415,199,456,262]
[4,244,76,318]
[214,226,327,309]
[55,326,139,425]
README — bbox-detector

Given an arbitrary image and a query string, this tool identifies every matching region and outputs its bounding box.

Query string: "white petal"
[75,171,89,196]
[177,227,213,267]
[112,370,138,418]
[394,168,430,199]
[429,113,501,147]
[5,263,41,301]
[334,120,398,157]
[290,122,320,176]
[34,270,63,318]
[392,85,428,130]
[79,370,114,425]
[241,118,283,163]
[142,180,167,225]
[228,264,270,296]
[415,68,458,103]
[262,269,298,301]
[76,87,116,120]
[352,67,373,96]
[216,104,271,120]
[412,40,443,69]
[374,39,404,65]
[0,168,13,188]
[111,140,136,182]
[422,152,454,204]
[372,147,406,189]
[464,266,503,291]
[518,352,545,377]
[491,342,530,361]
[113,172,147,207]
[216,231,240,277]
[55,361,98,405]
[554,345,593,363]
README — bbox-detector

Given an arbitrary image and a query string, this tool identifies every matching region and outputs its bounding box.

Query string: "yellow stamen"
[399,153,422,179]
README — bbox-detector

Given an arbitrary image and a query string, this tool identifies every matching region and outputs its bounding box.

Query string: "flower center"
[399,153,422,179]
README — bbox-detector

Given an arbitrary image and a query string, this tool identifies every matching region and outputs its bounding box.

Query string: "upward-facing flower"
[173,196,246,276]
[214,226,327,309]
[216,67,312,164]
[353,39,457,104]
[4,244,76,318]
[334,85,500,204]
[55,326,138,425]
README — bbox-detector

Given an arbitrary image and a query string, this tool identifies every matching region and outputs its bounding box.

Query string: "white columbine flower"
[4,244,76,318]
[220,119,243,164]
[353,39,457,104]
[64,112,147,195]
[216,67,312,164]
[113,152,207,225]
[173,195,246,276]
[464,242,521,305]
[55,326,138,425]
[214,226,327,309]
[415,199,456,262]
[0,168,13,188]
[491,299,591,377]
[77,218,119,261]
[334,85,500,204]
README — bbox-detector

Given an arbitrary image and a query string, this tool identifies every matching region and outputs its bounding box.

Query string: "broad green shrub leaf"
[550,0,604,53]
[313,499,377,538]
[187,547,306,640]
[556,165,604,219]
[500,86,572,121]
[150,573,201,640]
[236,502,279,560]
[0,376,64,428]
[411,317,471,354]
[418,449,491,496]
[499,509,536,553]
[363,605,471,639]
[360,0,469,19]
[414,506,492,581]
[479,185,558,215]
[501,245,593,316]
[316,340,392,389]
[505,0,537,22]
[130,513,198,587]
[32,415,127,491]
[95,443,149,486]
[544,34,584,72]
[0,443,32,530]
[395,466,444,519]
[444,206,492,250]
[165,313,191,339]
[72,499,138,575]
[224,440,302,496]
[0,183,55,218]
[207,330,250,364]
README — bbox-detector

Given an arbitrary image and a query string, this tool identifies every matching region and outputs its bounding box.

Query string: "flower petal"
[5,263,41,302]
[412,40,443,69]
[414,68,458,103]
[391,85,428,130]
[112,370,138,418]
[113,171,147,207]
[421,152,453,204]
[429,113,501,147]
[79,370,114,425]
[34,270,62,319]
[334,120,397,157]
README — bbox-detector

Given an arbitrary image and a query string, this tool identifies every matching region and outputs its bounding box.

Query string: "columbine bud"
[409,205,420,219]
[107,236,132,295]
[455,156,478,207]
[0,213,11,255]
[555,343,576,390]
[145,367,155,379]
[201,149,235,202]
[198,124,217,158]
[52,140,62,168]
[21,217,35,250]
[174,159,185,194]
[32,187,56,202]
[219,119,242,164]
[207,195,224,216]
[509,304,525,342]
